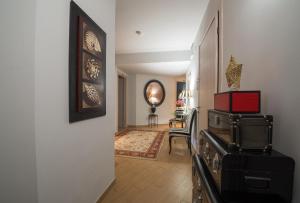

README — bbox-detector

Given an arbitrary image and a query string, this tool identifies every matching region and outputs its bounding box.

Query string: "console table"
[148,114,158,128]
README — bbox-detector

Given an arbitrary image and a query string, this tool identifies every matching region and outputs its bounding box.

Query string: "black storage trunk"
[192,155,224,203]
[208,109,273,152]
[199,130,295,203]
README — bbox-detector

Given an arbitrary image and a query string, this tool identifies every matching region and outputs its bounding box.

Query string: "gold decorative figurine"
[226,56,242,90]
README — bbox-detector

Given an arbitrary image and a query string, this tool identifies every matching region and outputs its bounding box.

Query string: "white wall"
[116,50,191,65]
[222,1,300,202]
[135,74,177,125]
[186,0,220,109]
[0,0,38,202]
[34,0,116,203]
[124,72,183,126]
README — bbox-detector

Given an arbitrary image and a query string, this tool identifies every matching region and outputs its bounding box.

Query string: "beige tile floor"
[99,125,192,203]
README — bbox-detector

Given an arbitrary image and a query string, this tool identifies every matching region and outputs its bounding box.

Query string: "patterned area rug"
[115,130,165,160]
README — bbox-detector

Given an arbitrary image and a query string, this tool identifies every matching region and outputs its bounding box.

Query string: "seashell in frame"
[85,58,100,80]
[83,83,101,106]
[84,30,101,53]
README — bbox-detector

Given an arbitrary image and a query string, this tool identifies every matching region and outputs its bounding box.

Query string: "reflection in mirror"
[144,80,165,107]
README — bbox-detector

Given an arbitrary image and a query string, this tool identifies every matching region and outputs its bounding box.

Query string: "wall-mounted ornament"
[69,1,106,123]
[225,55,242,90]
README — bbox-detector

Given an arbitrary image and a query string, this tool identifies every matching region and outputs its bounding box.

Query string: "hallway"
[1,0,300,202]
[100,126,192,203]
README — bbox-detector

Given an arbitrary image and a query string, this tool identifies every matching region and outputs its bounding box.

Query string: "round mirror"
[144,80,165,107]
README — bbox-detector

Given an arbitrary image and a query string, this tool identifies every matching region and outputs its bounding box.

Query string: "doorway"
[198,14,220,131]
[118,75,126,131]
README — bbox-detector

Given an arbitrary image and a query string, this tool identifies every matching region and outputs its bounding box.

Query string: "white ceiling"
[116,0,208,76]
[119,61,190,76]
[116,0,208,54]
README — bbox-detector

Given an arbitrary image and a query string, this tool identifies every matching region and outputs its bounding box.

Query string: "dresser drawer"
[192,155,224,203]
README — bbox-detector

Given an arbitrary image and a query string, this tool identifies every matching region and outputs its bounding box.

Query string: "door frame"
[117,74,127,130]
[197,12,221,132]
[198,13,220,94]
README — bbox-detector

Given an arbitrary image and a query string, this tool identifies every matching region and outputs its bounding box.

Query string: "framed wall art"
[69,1,106,123]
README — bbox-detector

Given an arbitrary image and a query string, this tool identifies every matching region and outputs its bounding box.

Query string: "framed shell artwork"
[69,1,106,122]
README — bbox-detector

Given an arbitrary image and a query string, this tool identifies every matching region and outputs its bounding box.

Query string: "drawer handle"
[244,176,271,189]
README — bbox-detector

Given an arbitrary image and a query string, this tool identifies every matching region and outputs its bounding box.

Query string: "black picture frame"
[176,81,186,100]
[143,80,166,107]
[69,1,106,123]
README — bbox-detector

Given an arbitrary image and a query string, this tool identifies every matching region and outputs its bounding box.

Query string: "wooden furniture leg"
[169,135,173,154]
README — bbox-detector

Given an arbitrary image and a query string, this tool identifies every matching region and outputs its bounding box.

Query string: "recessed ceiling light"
[135,30,142,36]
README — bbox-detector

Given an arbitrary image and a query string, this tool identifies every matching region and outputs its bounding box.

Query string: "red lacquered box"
[214,91,261,113]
